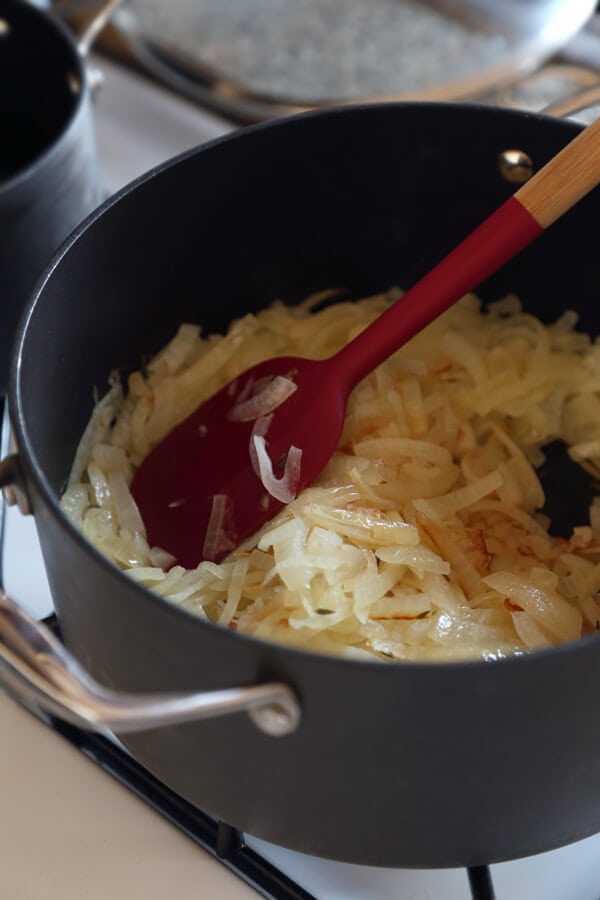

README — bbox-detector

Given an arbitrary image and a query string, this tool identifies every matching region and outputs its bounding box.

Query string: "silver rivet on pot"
[67,72,81,95]
[87,66,105,94]
[498,149,534,184]
[248,698,301,736]
[0,18,10,35]
[0,454,32,516]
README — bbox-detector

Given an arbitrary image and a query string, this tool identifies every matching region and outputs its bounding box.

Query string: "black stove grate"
[468,865,496,900]
[38,708,316,900]
[29,597,500,900]
[36,687,495,900]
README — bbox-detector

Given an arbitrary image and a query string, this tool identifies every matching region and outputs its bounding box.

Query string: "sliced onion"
[249,414,273,477]
[228,375,297,422]
[202,494,236,561]
[149,546,177,571]
[253,435,302,503]
[107,471,146,536]
[236,375,255,404]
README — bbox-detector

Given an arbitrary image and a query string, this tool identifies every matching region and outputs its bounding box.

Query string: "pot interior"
[14,102,600,530]
[0,0,81,183]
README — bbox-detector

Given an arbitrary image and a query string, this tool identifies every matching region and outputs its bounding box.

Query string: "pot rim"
[10,99,600,676]
[0,0,88,197]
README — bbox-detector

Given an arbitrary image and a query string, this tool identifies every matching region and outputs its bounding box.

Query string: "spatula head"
[130,355,346,568]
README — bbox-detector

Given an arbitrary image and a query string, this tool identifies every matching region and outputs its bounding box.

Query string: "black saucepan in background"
[0,0,104,393]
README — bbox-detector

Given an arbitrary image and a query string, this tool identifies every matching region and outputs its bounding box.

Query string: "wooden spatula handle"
[330,116,600,393]
[516,116,600,228]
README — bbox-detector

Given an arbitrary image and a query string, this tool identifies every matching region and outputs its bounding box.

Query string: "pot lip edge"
[7,99,596,675]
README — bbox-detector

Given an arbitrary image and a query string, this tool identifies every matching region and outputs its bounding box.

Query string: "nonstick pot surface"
[11,103,600,867]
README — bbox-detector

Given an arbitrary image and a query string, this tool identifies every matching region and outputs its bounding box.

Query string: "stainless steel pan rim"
[110,0,598,123]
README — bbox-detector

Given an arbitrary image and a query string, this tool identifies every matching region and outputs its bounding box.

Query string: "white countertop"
[0,693,253,900]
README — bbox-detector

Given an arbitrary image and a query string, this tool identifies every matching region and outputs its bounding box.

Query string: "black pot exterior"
[11,102,600,867]
[0,0,102,393]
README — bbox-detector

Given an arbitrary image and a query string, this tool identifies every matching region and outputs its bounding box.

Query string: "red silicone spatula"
[131,118,600,569]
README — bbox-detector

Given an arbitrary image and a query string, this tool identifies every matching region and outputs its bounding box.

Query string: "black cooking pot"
[0,0,117,392]
[2,102,600,869]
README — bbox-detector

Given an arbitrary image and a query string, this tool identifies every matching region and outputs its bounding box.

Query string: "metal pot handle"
[75,0,124,57]
[0,589,300,737]
[0,420,300,738]
[52,0,124,56]
[50,0,126,93]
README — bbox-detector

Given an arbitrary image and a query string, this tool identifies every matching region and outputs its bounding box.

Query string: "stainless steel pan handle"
[0,590,300,737]
[49,0,127,92]
[495,78,600,187]
[73,0,124,57]
[491,64,600,120]
[51,0,125,56]
[543,83,600,119]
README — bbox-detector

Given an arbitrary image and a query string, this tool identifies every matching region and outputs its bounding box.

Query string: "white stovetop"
[4,56,600,900]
